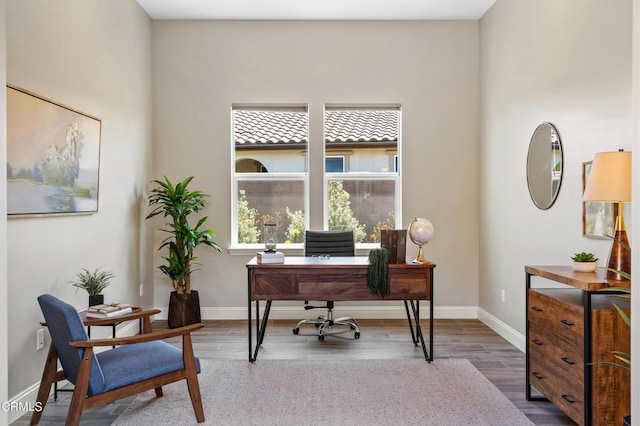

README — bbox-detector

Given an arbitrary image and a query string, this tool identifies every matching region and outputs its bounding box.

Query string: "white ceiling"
[135,0,496,21]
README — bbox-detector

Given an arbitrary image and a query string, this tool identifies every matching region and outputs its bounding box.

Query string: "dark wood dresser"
[525,266,630,426]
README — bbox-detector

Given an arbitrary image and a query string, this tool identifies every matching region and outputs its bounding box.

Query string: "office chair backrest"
[305,230,355,257]
[38,294,106,395]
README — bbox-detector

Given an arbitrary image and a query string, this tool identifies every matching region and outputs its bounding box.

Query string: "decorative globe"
[408,218,434,264]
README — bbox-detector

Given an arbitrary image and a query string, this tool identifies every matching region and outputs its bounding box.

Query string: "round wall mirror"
[526,122,563,210]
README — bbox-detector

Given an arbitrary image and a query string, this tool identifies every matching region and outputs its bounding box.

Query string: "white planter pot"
[572,261,597,272]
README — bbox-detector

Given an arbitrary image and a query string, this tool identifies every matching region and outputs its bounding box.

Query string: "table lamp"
[582,149,631,280]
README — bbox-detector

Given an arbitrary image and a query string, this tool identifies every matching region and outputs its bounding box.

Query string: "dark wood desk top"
[247,256,436,269]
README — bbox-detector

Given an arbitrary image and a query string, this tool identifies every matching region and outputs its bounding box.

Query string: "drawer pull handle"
[531,306,543,312]
[561,394,576,404]
[531,338,543,346]
[560,319,575,326]
[561,357,576,365]
[532,372,544,379]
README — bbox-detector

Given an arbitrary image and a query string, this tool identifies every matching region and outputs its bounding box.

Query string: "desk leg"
[404,300,431,362]
[404,301,418,344]
[250,300,272,362]
[248,299,253,362]
[258,301,272,347]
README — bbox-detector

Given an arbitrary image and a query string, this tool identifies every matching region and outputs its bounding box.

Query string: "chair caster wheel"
[292,328,299,335]
[354,332,360,339]
[318,335,325,341]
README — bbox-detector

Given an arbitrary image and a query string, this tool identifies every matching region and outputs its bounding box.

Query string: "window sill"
[227,245,305,256]
[227,244,379,257]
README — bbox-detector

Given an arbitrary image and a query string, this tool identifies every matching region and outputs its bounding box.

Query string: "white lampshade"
[582,150,631,203]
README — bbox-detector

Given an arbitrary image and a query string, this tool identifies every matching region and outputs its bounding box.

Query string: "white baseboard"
[7,381,42,424]
[154,304,480,320]
[477,307,526,353]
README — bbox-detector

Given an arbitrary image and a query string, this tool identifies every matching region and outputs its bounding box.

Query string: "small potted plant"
[571,252,598,272]
[70,267,115,306]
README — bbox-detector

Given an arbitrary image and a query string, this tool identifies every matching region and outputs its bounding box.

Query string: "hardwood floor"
[13,318,575,425]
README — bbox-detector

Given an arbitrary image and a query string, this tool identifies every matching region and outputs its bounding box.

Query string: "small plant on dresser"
[571,252,598,272]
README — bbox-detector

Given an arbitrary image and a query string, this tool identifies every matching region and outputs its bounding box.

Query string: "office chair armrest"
[70,323,204,347]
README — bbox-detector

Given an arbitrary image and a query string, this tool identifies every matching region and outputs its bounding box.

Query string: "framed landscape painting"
[6,86,102,217]
[582,161,617,238]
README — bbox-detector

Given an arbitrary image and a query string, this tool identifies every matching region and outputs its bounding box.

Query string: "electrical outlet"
[501,289,506,303]
[139,283,144,297]
[36,328,44,350]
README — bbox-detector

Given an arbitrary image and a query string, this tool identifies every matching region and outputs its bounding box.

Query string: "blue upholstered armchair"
[32,294,204,425]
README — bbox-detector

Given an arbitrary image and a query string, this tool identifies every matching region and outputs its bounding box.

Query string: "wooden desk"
[246,257,435,362]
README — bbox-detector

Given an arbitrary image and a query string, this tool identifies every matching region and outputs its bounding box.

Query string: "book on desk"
[256,251,284,264]
[86,303,133,318]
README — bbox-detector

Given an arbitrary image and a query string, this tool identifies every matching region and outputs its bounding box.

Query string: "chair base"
[293,316,360,341]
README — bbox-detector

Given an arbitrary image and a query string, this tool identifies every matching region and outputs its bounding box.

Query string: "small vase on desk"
[572,261,597,272]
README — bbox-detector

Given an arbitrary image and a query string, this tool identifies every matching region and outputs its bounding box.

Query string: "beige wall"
[151,20,481,313]
[5,0,153,404]
[480,0,633,338]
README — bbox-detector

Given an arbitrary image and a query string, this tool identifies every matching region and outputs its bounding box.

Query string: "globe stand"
[412,243,429,264]
[408,217,434,265]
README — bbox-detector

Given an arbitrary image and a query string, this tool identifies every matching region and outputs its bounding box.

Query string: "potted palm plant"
[146,176,221,328]
[70,267,115,306]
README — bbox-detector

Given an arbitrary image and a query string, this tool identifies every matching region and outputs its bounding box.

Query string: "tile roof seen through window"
[234,110,308,145]
[234,109,398,146]
[324,110,398,143]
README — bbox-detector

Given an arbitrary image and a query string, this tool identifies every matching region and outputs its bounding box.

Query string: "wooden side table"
[525,266,630,425]
[39,308,161,400]
[80,307,159,338]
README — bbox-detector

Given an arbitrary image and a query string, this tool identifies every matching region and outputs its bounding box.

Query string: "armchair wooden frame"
[31,323,205,426]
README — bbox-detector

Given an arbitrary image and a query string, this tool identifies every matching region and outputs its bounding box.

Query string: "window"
[325,156,345,173]
[324,106,401,244]
[231,104,400,250]
[232,105,308,247]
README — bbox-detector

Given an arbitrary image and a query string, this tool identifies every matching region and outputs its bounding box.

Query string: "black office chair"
[292,230,361,341]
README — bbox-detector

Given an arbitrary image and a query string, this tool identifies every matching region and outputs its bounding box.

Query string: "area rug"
[113,359,533,426]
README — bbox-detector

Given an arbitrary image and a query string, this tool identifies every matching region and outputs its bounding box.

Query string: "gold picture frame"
[582,161,617,238]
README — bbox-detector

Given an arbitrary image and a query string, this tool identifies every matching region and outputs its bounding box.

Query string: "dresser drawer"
[528,289,584,341]
[530,357,584,425]
[528,326,584,386]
